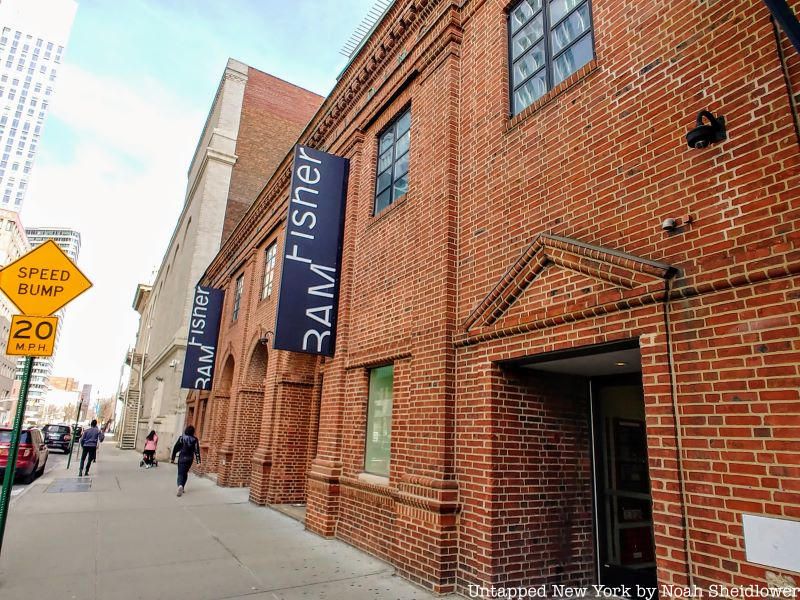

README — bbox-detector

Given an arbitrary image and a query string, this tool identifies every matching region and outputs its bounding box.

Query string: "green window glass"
[365,365,393,476]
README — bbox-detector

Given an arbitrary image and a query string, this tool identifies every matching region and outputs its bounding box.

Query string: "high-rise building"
[0,208,28,424]
[18,226,80,422]
[0,0,77,210]
[25,226,79,260]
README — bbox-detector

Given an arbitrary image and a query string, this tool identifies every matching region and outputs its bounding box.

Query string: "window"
[508,0,594,115]
[232,274,244,322]
[374,109,411,215]
[261,242,277,299]
[364,365,394,476]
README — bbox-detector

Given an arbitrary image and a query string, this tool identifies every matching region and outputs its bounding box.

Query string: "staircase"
[119,389,140,449]
[118,349,144,450]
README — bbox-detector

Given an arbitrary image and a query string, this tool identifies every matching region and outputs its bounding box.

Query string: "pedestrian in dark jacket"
[79,419,104,476]
[171,425,201,497]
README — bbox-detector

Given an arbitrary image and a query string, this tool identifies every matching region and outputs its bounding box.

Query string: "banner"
[181,285,224,390]
[274,145,349,356]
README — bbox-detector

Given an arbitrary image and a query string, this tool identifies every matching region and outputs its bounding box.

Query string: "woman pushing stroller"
[140,430,158,468]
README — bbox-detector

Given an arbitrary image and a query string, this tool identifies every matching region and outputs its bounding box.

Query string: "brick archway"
[218,354,236,395]
[204,354,235,474]
[221,342,270,487]
[244,342,268,389]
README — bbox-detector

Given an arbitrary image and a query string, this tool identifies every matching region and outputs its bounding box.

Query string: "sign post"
[0,239,91,556]
[0,356,33,555]
[65,396,84,470]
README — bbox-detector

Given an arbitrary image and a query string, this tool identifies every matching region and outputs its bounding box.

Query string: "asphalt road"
[10,445,73,499]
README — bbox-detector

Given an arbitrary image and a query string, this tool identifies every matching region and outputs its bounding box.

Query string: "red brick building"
[119,59,322,454]
[187,0,800,595]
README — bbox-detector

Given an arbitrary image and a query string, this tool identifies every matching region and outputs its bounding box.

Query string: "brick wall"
[197,0,800,595]
[488,368,595,588]
[668,278,800,587]
[222,69,322,243]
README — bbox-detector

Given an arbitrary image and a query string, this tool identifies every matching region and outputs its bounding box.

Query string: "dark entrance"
[591,375,657,593]
[510,340,658,595]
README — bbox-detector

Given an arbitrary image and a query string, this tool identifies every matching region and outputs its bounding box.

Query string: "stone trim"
[345,349,412,370]
[464,233,677,331]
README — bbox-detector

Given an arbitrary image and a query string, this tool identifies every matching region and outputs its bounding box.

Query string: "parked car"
[0,427,49,483]
[42,423,72,453]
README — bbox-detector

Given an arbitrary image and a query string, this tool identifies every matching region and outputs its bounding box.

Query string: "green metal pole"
[66,397,83,470]
[0,355,33,556]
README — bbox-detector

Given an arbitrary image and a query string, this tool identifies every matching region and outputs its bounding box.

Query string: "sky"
[19,0,379,398]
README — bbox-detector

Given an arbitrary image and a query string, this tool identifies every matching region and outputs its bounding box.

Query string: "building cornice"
[204,0,459,284]
[186,61,248,179]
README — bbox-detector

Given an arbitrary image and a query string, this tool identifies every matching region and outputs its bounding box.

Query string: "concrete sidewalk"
[0,442,459,600]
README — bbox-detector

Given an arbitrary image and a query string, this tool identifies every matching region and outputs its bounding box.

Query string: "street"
[10,445,71,500]
[0,439,455,600]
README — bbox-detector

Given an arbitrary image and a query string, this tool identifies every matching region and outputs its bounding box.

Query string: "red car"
[0,427,49,483]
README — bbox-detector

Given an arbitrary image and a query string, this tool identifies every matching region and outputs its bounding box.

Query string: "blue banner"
[274,145,349,356]
[181,285,225,390]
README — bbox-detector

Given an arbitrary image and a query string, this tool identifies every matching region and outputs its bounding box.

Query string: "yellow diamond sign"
[0,240,92,316]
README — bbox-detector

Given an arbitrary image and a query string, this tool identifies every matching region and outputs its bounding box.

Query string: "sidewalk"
[0,442,460,600]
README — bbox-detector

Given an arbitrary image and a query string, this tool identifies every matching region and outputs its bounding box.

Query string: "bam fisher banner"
[274,145,349,356]
[181,285,225,390]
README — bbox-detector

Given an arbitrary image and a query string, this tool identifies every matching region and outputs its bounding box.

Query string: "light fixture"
[686,110,726,149]
[258,329,274,346]
[615,361,628,367]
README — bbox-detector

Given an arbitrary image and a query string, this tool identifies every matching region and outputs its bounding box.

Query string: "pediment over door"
[464,234,677,334]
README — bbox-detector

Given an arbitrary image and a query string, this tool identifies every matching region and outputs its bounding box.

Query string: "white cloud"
[49,63,203,164]
[20,65,206,396]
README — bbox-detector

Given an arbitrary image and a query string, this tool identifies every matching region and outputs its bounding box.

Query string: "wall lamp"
[258,329,274,346]
[686,110,726,149]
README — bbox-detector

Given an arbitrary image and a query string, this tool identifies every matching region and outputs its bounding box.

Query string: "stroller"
[139,450,158,469]
[140,431,159,468]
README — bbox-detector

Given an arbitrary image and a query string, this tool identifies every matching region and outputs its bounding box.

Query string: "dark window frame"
[507,0,595,116]
[261,242,277,300]
[373,107,411,216]
[232,274,244,322]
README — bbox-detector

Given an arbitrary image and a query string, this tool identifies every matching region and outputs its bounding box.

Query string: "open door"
[592,375,658,594]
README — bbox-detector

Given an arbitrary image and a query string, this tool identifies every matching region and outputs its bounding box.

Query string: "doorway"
[512,340,658,593]
[591,375,657,592]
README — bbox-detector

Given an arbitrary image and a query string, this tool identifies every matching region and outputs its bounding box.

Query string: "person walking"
[142,430,158,468]
[78,419,105,476]
[171,425,201,497]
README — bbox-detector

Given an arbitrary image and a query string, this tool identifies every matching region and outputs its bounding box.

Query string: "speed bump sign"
[0,240,91,316]
[6,315,58,357]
